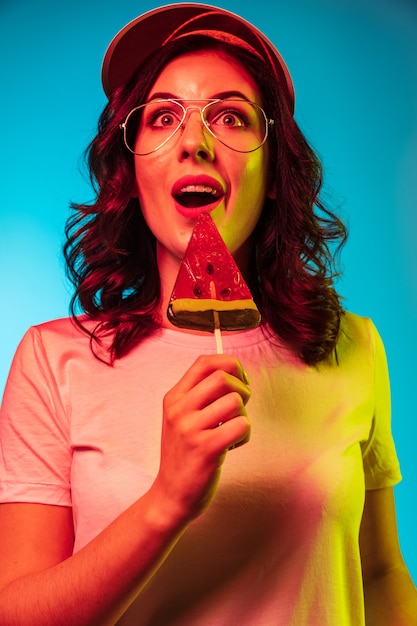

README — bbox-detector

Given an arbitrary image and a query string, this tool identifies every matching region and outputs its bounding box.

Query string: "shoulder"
[340,310,372,336]
[14,316,94,367]
[335,311,386,368]
[339,311,382,348]
[19,316,83,348]
[29,315,98,344]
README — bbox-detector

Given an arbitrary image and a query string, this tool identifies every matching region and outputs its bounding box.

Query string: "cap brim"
[101,3,294,111]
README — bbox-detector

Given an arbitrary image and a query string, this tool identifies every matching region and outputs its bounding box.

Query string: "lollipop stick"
[210,281,223,354]
[213,311,223,354]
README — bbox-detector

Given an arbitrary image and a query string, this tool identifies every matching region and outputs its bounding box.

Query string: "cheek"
[242,147,269,182]
[134,164,158,231]
[220,163,268,252]
[134,154,167,197]
[134,157,145,198]
[238,157,269,209]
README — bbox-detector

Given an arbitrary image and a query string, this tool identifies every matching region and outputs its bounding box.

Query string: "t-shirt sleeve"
[361,319,402,490]
[0,326,72,506]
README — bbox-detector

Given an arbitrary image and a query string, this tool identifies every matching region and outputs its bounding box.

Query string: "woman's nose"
[177,109,215,161]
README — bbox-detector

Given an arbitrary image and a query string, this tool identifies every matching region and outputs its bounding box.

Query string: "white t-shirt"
[0,312,401,625]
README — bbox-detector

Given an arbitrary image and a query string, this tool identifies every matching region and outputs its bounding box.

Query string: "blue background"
[1,0,416,579]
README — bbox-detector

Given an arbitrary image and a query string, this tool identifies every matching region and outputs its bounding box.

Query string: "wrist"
[142,482,192,539]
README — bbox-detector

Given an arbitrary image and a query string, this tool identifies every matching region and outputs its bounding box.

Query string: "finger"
[199,390,248,430]
[184,369,251,416]
[211,413,251,452]
[172,354,249,396]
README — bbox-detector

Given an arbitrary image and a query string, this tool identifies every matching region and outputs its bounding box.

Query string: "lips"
[172,175,225,213]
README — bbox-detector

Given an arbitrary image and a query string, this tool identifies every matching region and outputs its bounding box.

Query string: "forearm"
[0,354,249,625]
[0,490,188,626]
[364,565,417,626]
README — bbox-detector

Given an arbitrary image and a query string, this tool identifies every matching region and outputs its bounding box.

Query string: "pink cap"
[101,3,295,112]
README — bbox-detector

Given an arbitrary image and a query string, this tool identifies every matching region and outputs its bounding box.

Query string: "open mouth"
[174,185,220,208]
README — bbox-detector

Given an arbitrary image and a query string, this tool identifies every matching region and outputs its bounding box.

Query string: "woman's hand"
[152,354,251,523]
[0,354,250,626]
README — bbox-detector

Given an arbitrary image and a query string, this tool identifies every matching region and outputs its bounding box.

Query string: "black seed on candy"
[220,287,231,298]
[193,284,202,297]
[206,262,214,275]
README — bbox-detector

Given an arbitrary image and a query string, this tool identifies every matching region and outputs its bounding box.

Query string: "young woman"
[0,4,416,625]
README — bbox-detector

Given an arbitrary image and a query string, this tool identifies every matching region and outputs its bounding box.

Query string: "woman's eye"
[212,110,247,128]
[150,111,177,127]
[209,110,250,128]
[224,113,243,126]
[145,106,182,128]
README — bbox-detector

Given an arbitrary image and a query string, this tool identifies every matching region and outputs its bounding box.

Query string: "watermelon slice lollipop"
[167,212,261,336]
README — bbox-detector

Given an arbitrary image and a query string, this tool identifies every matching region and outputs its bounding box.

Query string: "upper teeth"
[180,185,218,195]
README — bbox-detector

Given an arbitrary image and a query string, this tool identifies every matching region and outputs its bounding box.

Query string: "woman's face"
[134,49,272,273]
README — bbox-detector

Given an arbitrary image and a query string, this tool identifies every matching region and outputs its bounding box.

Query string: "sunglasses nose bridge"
[180,104,207,129]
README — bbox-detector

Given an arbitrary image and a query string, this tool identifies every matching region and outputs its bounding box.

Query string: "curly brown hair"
[64,35,347,365]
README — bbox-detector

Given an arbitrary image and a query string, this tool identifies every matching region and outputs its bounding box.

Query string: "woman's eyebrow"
[147,90,253,102]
